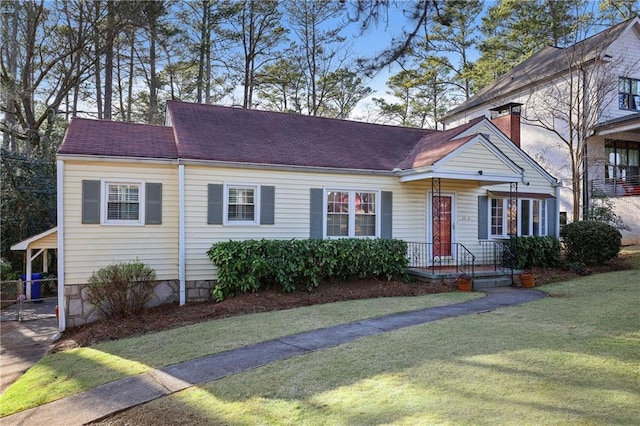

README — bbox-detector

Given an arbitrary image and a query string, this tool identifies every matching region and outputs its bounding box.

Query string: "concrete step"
[473,276,513,289]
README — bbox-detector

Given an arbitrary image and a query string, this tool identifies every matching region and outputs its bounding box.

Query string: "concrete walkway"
[1,299,58,394]
[3,287,545,425]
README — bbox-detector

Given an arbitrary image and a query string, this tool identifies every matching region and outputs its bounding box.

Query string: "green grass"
[620,244,640,269]
[0,291,478,417]
[104,270,640,425]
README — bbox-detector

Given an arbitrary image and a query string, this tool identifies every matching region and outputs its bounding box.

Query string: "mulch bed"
[53,278,455,351]
[53,257,632,352]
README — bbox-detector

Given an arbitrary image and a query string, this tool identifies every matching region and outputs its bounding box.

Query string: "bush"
[504,236,561,270]
[560,221,622,266]
[207,239,408,301]
[87,261,156,319]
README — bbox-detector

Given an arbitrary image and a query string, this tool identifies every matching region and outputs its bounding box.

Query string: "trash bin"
[21,273,43,302]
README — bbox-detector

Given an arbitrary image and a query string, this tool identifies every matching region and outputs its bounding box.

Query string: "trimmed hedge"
[207,238,408,301]
[561,221,621,266]
[503,236,561,270]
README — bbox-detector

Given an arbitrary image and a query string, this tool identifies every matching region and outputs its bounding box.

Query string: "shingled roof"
[58,118,177,159]
[443,17,639,119]
[166,101,436,171]
[59,101,495,172]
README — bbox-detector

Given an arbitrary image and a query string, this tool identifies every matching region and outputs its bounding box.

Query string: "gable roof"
[398,117,484,169]
[58,101,526,175]
[58,118,178,159]
[443,17,640,120]
[166,101,434,171]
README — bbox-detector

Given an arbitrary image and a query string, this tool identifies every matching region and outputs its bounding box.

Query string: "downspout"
[179,164,186,305]
[56,160,66,332]
[555,183,561,239]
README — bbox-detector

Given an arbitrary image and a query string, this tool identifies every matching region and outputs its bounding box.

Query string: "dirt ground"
[53,258,631,352]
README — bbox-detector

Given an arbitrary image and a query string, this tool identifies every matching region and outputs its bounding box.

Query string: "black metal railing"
[478,239,518,284]
[591,175,640,197]
[478,239,511,271]
[406,242,475,277]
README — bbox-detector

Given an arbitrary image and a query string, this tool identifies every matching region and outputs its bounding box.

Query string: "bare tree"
[522,32,628,221]
[0,0,97,156]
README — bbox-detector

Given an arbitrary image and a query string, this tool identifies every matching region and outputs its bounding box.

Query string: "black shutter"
[478,195,489,239]
[260,186,275,225]
[82,180,101,224]
[208,184,223,225]
[145,183,162,225]
[380,191,393,239]
[310,188,323,239]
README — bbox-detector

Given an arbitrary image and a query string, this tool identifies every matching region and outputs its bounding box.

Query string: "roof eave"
[179,158,396,176]
[56,154,179,165]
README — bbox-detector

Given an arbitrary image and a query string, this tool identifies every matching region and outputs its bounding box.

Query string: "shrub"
[87,261,156,319]
[504,236,561,270]
[207,239,408,301]
[560,221,622,266]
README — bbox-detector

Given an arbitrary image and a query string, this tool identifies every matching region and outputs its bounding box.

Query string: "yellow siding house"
[52,100,560,330]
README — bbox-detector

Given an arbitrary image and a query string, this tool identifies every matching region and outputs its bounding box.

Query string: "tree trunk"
[103,0,115,120]
[2,5,19,150]
[94,0,103,120]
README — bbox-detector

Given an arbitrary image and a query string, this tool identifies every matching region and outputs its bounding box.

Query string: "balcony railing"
[591,175,640,197]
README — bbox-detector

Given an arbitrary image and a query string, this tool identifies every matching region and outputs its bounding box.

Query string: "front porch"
[405,241,523,289]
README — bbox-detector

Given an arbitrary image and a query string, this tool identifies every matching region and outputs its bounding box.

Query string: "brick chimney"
[490,103,522,147]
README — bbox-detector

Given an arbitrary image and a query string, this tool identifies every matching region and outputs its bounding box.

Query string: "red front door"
[433,195,452,257]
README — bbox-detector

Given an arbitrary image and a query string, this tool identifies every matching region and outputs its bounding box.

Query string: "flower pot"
[520,273,535,288]
[456,277,473,292]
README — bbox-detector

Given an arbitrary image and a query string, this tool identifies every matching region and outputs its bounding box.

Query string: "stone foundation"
[64,279,215,328]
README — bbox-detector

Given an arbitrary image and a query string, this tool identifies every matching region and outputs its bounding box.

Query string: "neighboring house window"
[225,185,259,224]
[104,182,143,224]
[326,190,378,237]
[490,198,547,237]
[618,77,640,111]
[605,140,640,183]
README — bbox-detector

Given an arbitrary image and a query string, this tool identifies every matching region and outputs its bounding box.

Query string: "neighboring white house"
[442,17,640,244]
[28,100,561,330]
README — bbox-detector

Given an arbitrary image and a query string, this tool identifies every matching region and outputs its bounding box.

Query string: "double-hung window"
[619,77,640,111]
[490,198,516,238]
[490,198,547,238]
[225,184,259,225]
[104,182,143,224]
[326,190,378,237]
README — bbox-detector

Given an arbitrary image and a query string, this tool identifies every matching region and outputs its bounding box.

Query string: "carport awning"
[10,227,57,251]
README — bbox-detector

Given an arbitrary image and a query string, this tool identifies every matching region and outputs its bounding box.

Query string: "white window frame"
[223,183,260,226]
[101,179,145,226]
[490,197,547,238]
[618,77,640,112]
[323,188,380,238]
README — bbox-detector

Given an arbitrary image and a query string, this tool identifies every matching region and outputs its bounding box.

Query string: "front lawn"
[0,291,479,417]
[102,270,640,425]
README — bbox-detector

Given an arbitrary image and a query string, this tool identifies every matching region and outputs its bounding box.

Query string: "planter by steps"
[456,277,473,292]
[520,273,535,288]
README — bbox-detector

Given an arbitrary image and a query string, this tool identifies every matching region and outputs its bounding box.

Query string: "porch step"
[473,276,513,289]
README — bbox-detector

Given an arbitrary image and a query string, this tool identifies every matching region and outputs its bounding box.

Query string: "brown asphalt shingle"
[167,101,436,171]
[59,101,495,171]
[58,118,177,159]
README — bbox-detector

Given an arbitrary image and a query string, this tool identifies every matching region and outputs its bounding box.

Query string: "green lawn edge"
[0,291,479,416]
